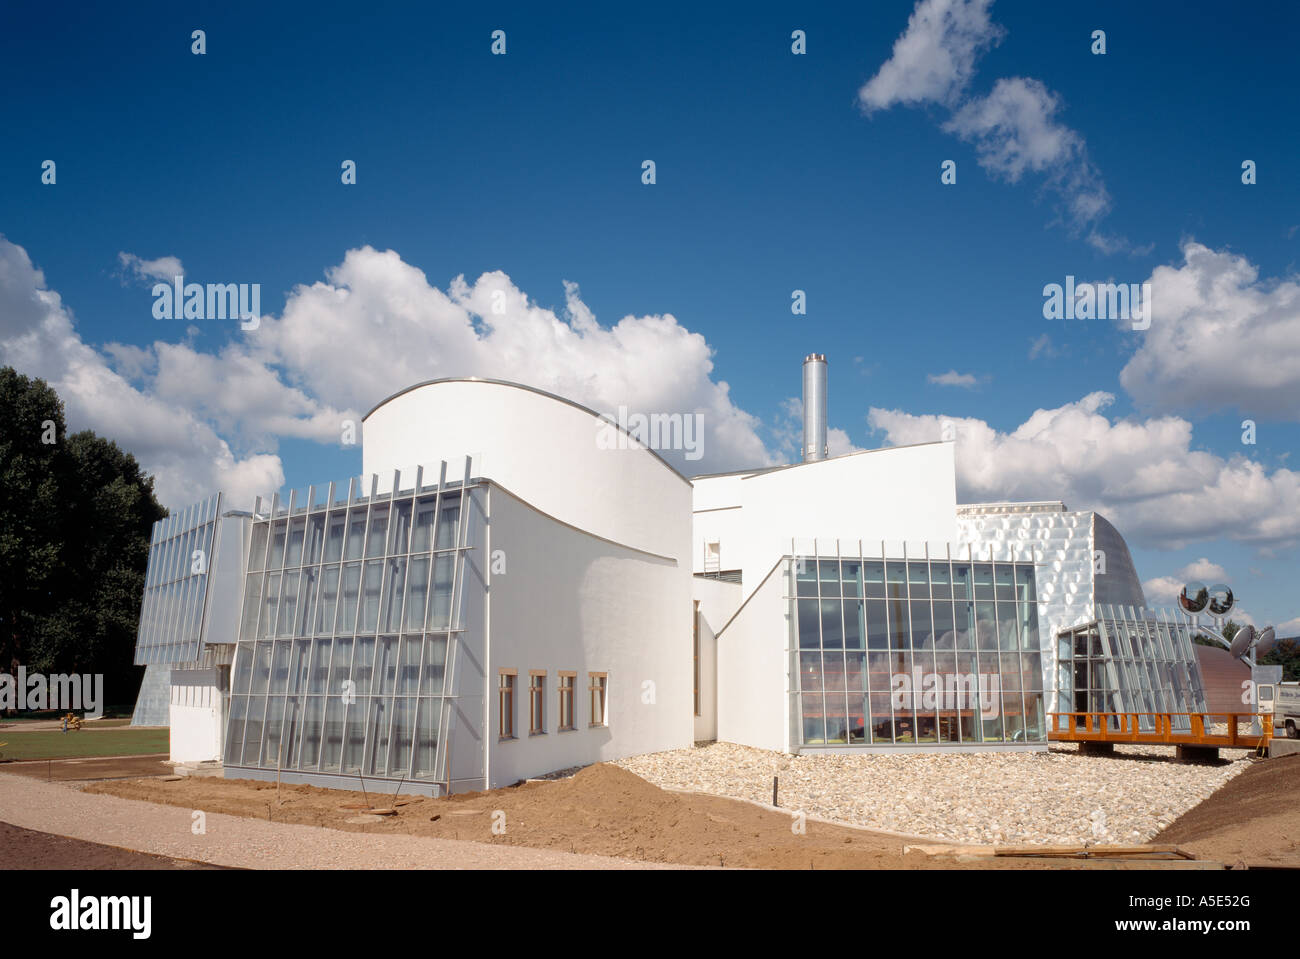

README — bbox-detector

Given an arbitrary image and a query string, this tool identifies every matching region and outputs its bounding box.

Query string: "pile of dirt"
[86,762,1020,869]
[1158,754,1300,867]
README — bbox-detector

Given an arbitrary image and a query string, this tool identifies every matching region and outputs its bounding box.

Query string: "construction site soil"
[1158,753,1300,868]
[81,759,1292,869]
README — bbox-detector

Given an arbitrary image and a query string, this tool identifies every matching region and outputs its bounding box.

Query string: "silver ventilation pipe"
[802,353,828,462]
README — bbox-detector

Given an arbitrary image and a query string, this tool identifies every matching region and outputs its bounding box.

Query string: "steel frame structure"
[134,492,222,665]
[224,462,483,789]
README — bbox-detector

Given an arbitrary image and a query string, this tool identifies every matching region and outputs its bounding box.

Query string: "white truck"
[1269,682,1300,738]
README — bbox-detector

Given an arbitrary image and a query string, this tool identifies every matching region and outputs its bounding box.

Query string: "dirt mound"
[1159,754,1300,867]
[86,762,975,869]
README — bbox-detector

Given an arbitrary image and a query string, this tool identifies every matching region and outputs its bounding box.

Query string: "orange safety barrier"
[1047,711,1272,749]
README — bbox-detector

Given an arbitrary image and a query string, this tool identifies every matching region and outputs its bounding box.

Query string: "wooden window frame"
[529,670,546,735]
[588,671,608,728]
[557,671,577,732]
[498,668,517,741]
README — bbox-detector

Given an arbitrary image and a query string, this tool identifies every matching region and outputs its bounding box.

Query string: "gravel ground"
[615,742,1255,845]
[0,770,671,869]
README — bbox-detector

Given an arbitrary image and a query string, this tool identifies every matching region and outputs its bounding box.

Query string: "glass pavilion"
[790,547,1046,748]
[1055,604,1208,732]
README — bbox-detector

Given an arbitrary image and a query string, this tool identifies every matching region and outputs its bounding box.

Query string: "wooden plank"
[906,843,1195,860]
[994,844,1192,859]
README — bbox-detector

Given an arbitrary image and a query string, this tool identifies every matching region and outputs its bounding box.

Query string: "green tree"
[0,368,165,710]
[1192,619,1239,648]
[1259,638,1300,682]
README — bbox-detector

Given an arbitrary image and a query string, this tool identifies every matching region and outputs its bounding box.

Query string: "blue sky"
[1,0,1298,631]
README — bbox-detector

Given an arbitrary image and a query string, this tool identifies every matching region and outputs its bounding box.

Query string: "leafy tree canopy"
[0,367,166,708]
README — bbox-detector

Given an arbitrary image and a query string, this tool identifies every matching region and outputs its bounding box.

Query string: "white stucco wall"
[363,380,692,562]
[690,472,759,574]
[692,507,746,574]
[736,443,958,590]
[483,483,692,787]
[715,559,790,752]
[692,576,741,742]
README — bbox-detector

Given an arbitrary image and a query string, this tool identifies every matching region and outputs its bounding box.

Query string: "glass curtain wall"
[135,493,222,665]
[1055,604,1208,732]
[791,550,1045,747]
[225,473,476,786]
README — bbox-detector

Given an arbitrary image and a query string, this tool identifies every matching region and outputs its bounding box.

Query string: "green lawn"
[0,727,169,761]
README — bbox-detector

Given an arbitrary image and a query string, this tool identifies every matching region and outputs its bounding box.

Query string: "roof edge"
[362,376,692,485]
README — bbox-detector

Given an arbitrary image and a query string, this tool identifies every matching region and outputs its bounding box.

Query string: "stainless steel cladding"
[802,353,828,462]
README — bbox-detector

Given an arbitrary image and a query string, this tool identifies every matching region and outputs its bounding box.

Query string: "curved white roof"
[362,378,692,561]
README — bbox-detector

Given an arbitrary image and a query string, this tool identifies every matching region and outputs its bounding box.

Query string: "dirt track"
[1158,754,1300,867]
[0,821,229,870]
[2,754,171,782]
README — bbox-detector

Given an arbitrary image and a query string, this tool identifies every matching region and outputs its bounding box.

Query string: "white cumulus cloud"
[859,0,1002,111]
[117,251,185,285]
[256,246,775,475]
[927,369,980,388]
[1121,241,1300,420]
[860,0,1120,248]
[868,391,1300,551]
[2,238,794,507]
[1143,558,1231,606]
[0,237,283,508]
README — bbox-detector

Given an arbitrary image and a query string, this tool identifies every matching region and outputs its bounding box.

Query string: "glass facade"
[790,553,1045,747]
[135,493,222,665]
[1056,604,1208,732]
[224,475,481,786]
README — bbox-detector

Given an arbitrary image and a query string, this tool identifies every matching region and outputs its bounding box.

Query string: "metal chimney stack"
[802,353,828,462]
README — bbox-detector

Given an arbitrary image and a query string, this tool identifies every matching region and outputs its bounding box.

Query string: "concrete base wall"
[1268,737,1300,758]
[224,765,446,797]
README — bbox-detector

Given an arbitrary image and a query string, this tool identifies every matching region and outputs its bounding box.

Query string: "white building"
[131,357,1208,792]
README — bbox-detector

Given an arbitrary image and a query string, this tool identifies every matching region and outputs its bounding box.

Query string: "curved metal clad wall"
[1091,513,1147,609]
[958,508,1092,706]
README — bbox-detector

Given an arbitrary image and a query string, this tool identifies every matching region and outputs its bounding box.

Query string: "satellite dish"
[1179,581,1209,614]
[1207,583,1235,616]
[1229,624,1256,659]
[1255,626,1277,657]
